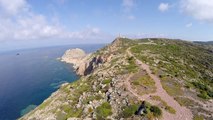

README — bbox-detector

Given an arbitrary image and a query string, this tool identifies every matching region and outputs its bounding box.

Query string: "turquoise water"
[0,44,104,120]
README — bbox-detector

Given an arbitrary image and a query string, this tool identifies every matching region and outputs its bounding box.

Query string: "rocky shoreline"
[20,38,213,120]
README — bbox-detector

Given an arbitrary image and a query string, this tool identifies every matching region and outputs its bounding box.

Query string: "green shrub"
[132,81,140,85]
[165,106,176,114]
[102,79,111,84]
[150,106,162,117]
[192,82,213,99]
[122,104,138,118]
[120,101,162,119]
[197,91,210,99]
[193,114,204,120]
[63,105,82,118]
[142,101,162,118]
[96,102,112,119]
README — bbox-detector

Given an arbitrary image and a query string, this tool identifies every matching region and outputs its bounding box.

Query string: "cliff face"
[61,48,109,76]
[61,48,88,75]
[20,38,213,120]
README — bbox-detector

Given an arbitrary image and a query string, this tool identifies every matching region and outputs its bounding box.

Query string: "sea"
[0,44,105,120]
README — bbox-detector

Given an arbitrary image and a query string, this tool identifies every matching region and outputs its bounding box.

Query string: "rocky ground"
[20,38,213,120]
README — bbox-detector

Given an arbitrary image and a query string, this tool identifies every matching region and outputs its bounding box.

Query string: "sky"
[0,0,213,51]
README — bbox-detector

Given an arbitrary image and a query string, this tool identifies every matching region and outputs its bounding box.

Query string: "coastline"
[20,38,213,120]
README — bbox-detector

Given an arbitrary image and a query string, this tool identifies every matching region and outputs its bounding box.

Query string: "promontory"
[20,38,213,120]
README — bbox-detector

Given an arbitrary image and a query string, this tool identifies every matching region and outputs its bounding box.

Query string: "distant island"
[20,38,213,120]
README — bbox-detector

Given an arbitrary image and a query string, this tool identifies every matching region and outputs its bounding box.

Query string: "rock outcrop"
[61,48,89,75]
[61,48,108,76]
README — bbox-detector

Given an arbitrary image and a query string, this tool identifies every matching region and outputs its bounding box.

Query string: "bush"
[165,106,176,114]
[197,91,210,99]
[102,79,111,84]
[121,101,162,119]
[192,82,213,99]
[150,106,162,117]
[142,101,162,118]
[122,105,138,118]
[193,115,204,120]
[96,102,112,119]
[132,81,140,85]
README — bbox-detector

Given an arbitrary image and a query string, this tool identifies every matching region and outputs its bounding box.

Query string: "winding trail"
[125,47,193,120]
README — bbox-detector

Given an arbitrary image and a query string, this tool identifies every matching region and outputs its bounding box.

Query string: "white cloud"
[181,0,213,22]
[0,0,28,15]
[0,14,107,41]
[0,0,109,42]
[186,23,193,28]
[158,3,170,12]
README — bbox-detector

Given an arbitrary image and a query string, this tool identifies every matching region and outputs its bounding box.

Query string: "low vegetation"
[193,114,204,120]
[102,79,112,84]
[121,101,162,119]
[192,82,213,99]
[95,102,112,119]
[37,99,51,110]
[143,101,162,118]
[125,57,138,73]
[132,74,156,95]
[121,104,139,118]
[62,105,82,118]
[150,105,162,117]
[130,39,212,119]
[131,39,213,100]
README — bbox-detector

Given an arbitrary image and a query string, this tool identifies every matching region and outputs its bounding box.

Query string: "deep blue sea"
[0,44,104,120]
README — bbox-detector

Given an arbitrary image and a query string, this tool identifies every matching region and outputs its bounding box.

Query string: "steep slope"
[20,38,213,120]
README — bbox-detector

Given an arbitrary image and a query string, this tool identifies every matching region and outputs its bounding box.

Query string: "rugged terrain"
[21,38,213,120]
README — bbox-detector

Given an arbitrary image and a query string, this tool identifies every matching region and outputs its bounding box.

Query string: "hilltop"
[21,38,213,120]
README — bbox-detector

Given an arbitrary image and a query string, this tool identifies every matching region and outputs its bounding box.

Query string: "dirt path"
[125,48,193,120]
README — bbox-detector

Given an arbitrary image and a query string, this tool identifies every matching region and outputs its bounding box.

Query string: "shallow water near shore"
[0,44,104,120]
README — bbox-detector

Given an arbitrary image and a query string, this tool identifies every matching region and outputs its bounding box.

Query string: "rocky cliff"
[20,38,213,120]
[61,48,110,76]
[61,48,90,75]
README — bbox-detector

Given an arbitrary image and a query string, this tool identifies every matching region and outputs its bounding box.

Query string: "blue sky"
[0,0,213,51]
